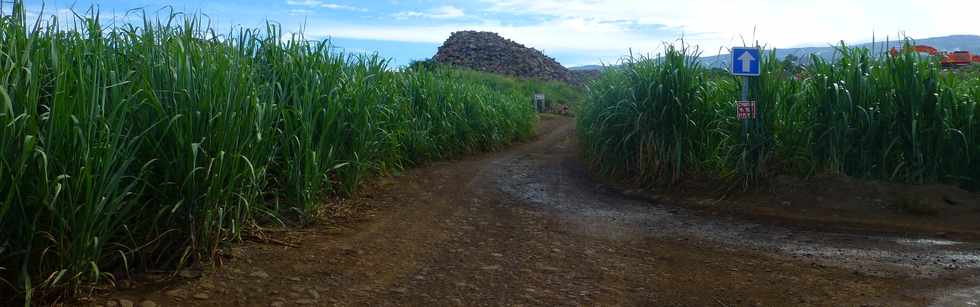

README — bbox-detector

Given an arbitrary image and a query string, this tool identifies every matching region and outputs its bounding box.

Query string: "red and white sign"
[737,101,757,120]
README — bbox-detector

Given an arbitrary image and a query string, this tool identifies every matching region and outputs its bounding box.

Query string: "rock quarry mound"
[434,31,575,84]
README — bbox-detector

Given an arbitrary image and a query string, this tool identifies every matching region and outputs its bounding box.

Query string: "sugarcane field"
[2,0,980,306]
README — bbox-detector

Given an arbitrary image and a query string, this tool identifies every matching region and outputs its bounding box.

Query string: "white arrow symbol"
[738,51,756,72]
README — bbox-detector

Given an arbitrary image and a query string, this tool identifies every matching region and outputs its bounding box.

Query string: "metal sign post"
[533,93,545,113]
[731,47,761,149]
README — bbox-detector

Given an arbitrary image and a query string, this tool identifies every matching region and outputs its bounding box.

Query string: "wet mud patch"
[491,120,980,304]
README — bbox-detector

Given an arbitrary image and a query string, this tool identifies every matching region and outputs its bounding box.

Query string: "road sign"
[533,93,545,112]
[731,47,761,76]
[737,101,757,120]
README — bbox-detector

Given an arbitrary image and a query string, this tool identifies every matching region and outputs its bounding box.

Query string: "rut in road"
[113,116,980,307]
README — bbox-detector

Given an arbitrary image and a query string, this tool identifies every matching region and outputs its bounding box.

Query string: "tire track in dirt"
[493,117,980,306]
[102,116,978,307]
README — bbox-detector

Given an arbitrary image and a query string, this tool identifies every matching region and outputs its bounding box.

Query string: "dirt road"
[108,116,980,306]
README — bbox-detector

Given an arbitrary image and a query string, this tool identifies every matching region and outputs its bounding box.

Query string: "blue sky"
[20,0,980,67]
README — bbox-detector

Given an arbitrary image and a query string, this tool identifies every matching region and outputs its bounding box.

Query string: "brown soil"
[619,163,980,242]
[83,115,979,307]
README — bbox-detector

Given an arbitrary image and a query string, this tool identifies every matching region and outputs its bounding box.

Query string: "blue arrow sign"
[731,47,761,76]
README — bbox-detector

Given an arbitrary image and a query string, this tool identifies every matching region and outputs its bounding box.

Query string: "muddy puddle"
[492,148,980,305]
[931,282,980,307]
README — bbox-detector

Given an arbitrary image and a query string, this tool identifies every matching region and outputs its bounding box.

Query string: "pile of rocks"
[434,31,575,84]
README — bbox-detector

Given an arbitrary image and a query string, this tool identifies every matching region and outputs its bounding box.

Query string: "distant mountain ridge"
[568,65,604,71]
[569,35,980,70]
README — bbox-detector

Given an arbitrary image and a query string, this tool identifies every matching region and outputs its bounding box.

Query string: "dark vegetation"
[0,2,544,303]
[578,43,980,191]
[410,60,584,110]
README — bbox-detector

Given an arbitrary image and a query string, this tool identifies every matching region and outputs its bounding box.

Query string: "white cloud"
[283,0,980,65]
[286,0,321,7]
[394,5,465,19]
[320,3,366,12]
[19,0,980,67]
[285,0,365,12]
[299,18,673,66]
[480,0,980,52]
[289,9,314,16]
[22,6,139,28]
